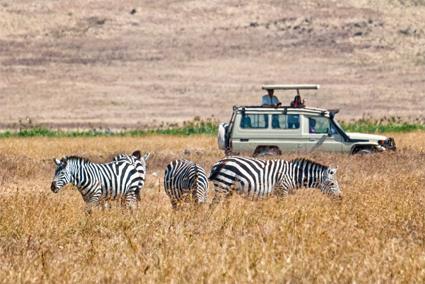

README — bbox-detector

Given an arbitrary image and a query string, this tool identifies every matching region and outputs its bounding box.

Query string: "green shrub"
[0,118,423,138]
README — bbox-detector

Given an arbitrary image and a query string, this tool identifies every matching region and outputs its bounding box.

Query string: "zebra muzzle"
[333,192,343,201]
[51,182,58,192]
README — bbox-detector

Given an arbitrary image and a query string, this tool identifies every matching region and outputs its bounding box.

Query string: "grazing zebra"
[164,160,209,208]
[51,151,150,211]
[208,156,341,200]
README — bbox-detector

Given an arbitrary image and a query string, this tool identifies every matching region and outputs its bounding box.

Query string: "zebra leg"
[170,198,178,209]
[193,192,207,206]
[84,199,100,214]
[136,190,141,202]
[275,179,294,197]
[210,185,231,207]
[84,205,93,215]
[273,184,289,198]
[211,191,230,203]
[135,183,143,201]
[83,186,102,213]
[124,192,138,210]
[192,189,201,205]
[101,200,111,210]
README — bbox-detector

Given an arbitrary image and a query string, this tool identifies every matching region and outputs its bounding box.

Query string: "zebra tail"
[135,186,141,201]
[194,164,199,183]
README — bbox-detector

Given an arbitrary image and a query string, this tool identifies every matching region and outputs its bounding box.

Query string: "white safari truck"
[218,85,396,156]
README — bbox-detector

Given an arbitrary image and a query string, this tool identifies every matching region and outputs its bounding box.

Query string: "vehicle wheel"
[253,147,281,157]
[225,149,238,156]
[356,149,373,155]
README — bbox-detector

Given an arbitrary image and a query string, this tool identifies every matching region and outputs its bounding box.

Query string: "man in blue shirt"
[262,89,281,107]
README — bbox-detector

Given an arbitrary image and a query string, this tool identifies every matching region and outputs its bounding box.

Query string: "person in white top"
[261,89,281,107]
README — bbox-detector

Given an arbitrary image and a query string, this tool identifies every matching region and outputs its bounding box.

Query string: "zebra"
[164,160,209,208]
[111,150,150,202]
[51,151,150,211]
[208,156,341,201]
[112,151,150,166]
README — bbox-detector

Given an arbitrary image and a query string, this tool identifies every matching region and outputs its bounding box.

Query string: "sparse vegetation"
[1,117,424,138]
[0,119,219,138]
[341,117,425,133]
[0,133,424,282]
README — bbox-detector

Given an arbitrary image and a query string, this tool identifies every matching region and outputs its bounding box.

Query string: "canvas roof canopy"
[262,84,320,91]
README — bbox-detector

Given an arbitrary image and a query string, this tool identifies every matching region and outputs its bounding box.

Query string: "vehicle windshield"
[308,116,339,135]
[332,118,345,132]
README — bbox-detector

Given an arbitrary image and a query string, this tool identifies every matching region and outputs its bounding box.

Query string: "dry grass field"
[0,132,424,282]
[1,0,424,282]
[1,0,425,128]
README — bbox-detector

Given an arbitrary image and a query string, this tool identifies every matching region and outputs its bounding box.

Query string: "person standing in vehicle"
[262,89,281,107]
[290,90,305,108]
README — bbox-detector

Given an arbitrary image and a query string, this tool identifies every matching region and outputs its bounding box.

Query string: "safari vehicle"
[218,84,396,156]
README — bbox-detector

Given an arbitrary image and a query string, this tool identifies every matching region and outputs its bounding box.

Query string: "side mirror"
[327,128,333,137]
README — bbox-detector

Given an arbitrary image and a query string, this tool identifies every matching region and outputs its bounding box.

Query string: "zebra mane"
[289,158,329,169]
[65,156,91,163]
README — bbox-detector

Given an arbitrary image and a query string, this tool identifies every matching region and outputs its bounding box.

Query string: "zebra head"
[51,157,72,193]
[320,167,342,198]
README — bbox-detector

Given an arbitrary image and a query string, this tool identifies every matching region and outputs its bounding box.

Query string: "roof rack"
[233,105,331,113]
[262,84,320,91]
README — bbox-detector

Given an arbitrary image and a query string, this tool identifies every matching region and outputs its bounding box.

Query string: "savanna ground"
[1,0,425,129]
[0,132,424,282]
[1,0,425,282]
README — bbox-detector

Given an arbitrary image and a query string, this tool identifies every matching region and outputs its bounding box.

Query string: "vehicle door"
[269,113,303,152]
[231,111,270,153]
[302,115,344,152]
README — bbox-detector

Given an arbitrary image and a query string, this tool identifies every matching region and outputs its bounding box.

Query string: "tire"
[225,149,238,156]
[356,149,373,155]
[253,146,281,157]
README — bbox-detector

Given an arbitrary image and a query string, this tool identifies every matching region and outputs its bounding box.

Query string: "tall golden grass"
[0,133,424,282]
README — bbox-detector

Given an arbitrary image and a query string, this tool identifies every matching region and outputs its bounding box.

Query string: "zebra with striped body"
[51,151,150,210]
[209,156,341,200]
[111,151,150,202]
[164,160,208,208]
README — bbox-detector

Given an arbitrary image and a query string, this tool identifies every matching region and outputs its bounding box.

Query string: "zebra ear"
[132,150,141,160]
[54,158,61,166]
[143,152,151,161]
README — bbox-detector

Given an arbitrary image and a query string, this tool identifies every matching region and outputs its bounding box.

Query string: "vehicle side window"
[271,114,300,129]
[240,114,268,129]
[308,116,332,134]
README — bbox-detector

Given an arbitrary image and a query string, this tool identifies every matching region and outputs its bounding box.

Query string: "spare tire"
[217,123,228,150]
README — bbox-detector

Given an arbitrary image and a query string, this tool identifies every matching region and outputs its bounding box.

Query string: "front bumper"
[381,137,396,151]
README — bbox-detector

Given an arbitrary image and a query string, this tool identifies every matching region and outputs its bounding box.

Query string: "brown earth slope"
[0,0,424,128]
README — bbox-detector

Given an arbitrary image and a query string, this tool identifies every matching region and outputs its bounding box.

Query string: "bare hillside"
[0,0,424,128]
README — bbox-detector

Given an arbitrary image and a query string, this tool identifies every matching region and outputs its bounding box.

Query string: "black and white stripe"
[112,151,150,201]
[164,160,208,207]
[51,151,150,210]
[209,156,341,199]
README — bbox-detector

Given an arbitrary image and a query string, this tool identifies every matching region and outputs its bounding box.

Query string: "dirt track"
[1,0,425,129]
